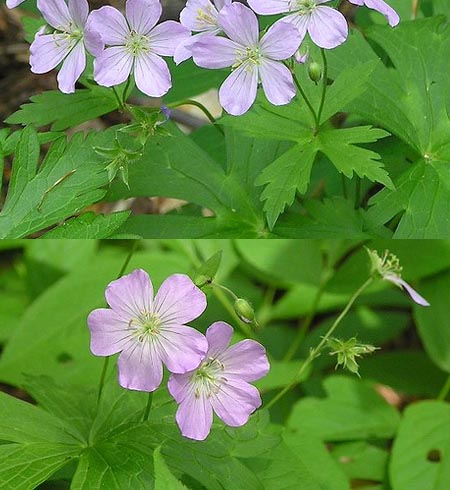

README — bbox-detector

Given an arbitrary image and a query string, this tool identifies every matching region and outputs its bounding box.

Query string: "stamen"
[125,30,149,57]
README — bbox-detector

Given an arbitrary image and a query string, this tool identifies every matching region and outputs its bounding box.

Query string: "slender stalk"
[142,392,154,422]
[266,277,373,409]
[167,99,224,134]
[291,70,319,126]
[316,49,328,131]
[210,282,239,301]
[412,0,419,19]
[354,177,361,209]
[123,77,132,104]
[437,374,450,401]
[112,86,125,111]
[97,240,139,405]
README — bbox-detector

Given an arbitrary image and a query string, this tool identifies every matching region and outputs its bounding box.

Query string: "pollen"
[125,30,149,57]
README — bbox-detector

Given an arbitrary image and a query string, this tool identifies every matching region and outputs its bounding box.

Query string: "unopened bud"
[234,298,255,324]
[308,61,322,83]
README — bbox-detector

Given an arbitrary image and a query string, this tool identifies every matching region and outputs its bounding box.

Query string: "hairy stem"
[316,48,328,131]
[168,99,224,134]
[142,392,154,422]
[291,69,319,127]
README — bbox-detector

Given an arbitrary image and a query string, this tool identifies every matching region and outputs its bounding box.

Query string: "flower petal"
[134,52,172,97]
[118,341,164,391]
[192,34,239,68]
[167,372,192,403]
[104,269,153,319]
[364,0,400,27]
[221,339,270,382]
[385,275,430,307]
[68,0,88,28]
[308,6,348,49]
[7,0,26,8]
[247,0,290,15]
[260,20,301,60]
[175,391,213,440]
[219,62,258,116]
[126,0,161,35]
[30,33,72,74]
[214,0,231,9]
[218,3,259,47]
[84,17,104,56]
[180,0,220,32]
[154,274,207,325]
[148,21,190,57]
[88,6,129,46]
[94,46,133,87]
[87,308,133,356]
[281,13,309,46]
[37,0,72,30]
[157,325,208,373]
[211,378,261,426]
[259,58,296,106]
[205,321,233,357]
[174,35,199,64]
[57,42,85,93]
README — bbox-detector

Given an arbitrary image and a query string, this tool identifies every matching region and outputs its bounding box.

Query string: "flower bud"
[327,337,378,376]
[308,61,322,83]
[234,298,255,324]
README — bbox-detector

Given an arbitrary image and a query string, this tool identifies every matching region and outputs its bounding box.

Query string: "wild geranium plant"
[2,0,449,238]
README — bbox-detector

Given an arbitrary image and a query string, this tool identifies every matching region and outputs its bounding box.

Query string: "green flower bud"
[308,61,322,83]
[234,298,255,324]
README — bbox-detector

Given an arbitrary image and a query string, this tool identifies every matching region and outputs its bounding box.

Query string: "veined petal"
[260,20,301,60]
[88,6,129,46]
[218,3,259,47]
[174,34,199,64]
[281,13,309,46]
[94,46,133,87]
[126,0,162,35]
[363,0,400,27]
[308,6,348,49]
[148,21,190,57]
[205,322,233,358]
[37,0,72,30]
[211,378,261,426]
[157,325,208,373]
[247,0,290,15]
[57,41,85,93]
[219,62,258,116]
[385,274,430,307]
[104,269,153,319]
[214,0,231,11]
[259,58,296,106]
[68,0,88,28]
[167,372,192,403]
[84,18,104,56]
[118,341,164,391]
[134,52,172,97]
[30,33,73,74]
[154,274,207,325]
[221,339,270,382]
[192,35,239,69]
[87,308,134,356]
[175,391,213,440]
[180,0,220,32]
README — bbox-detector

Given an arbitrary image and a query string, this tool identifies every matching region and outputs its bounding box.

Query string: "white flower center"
[129,311,161,342]
[233,46,262,71]
[125,30,149,57]
[192,357,225,398]
[291,0,317,14]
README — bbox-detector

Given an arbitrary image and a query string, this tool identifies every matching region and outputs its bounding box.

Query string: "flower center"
[125,30,149,57]
[233,46,262,70]
[291,0,316,14]
[130,311,161,342]
[196,6,217,28]
[192,357,225,398]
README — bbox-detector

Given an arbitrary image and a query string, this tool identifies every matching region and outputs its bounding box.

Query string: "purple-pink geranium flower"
[175,0,231,64]
[30,0,101,93]
[191,2,301,115]
[168,321,270,441]
[247,0,348,49]
[348,0,399,27]
[87,0,189,97]
[87,269,208,392]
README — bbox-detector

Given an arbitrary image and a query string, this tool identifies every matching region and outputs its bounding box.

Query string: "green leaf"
[414,270,450,372]
[41,211,131,239]
[6,87,119,130]
[390,401,450,490]
[288,376,401,441]
[154,446,187,490]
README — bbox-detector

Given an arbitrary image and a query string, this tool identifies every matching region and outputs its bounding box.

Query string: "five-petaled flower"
[87,0,189,97]
[347,0,399,27]
[168,321,270,441]
[87,269,208,392]
[366,248,430,306]
[30,0,101,93]
[247,0,348,49]
[192,2,301,115]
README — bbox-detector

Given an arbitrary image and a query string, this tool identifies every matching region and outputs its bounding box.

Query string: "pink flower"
[88,0,189,97]
[6,0,26,7]
[348,0,399,27]
[87,269,208,392]
[168,321,270,441]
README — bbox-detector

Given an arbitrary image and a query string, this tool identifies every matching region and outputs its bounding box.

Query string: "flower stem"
[142,392,153,422]
[265,277,373,409]
[316,49,328,131]
[112,86,125,111]
[291,70,319,127]
[167,99,224,134]
[97,240,139,405]
[437,374,450,401]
